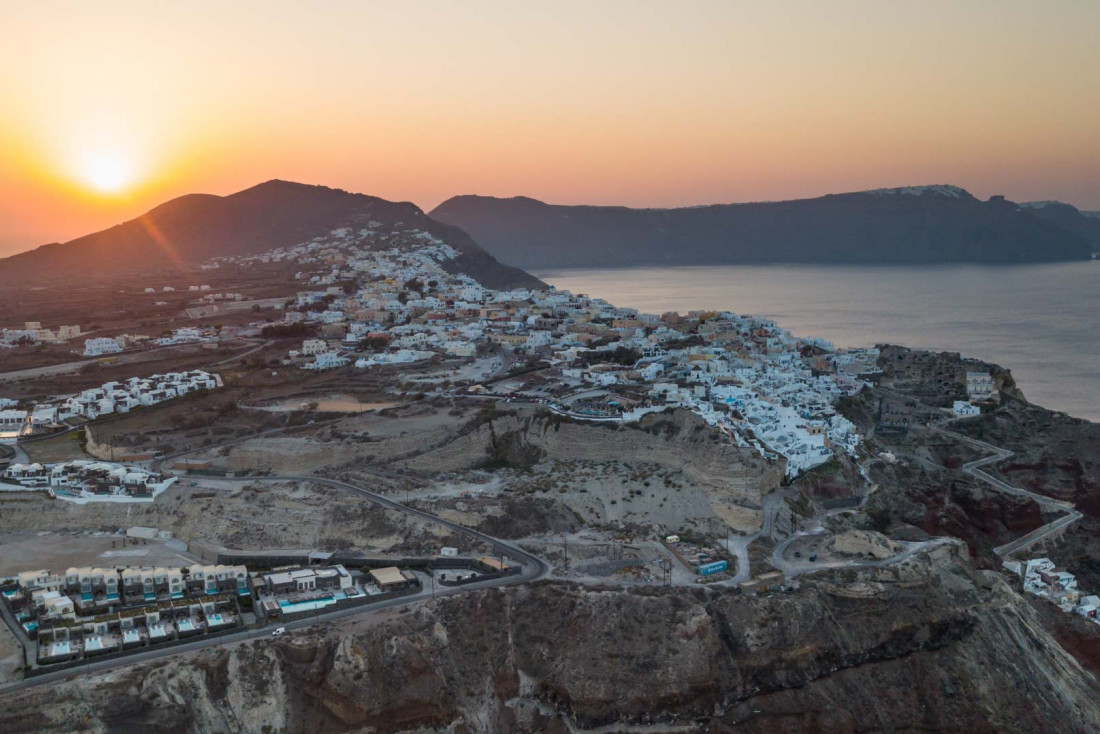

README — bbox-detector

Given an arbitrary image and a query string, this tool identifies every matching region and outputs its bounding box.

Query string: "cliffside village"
[221,226,874,476]
[0,370,221,440]
[1006,557,1100,627]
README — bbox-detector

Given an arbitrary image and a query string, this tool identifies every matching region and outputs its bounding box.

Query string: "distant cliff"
[431,186,1094,268]
[1019,201,1100,252]
[0,180,543,290]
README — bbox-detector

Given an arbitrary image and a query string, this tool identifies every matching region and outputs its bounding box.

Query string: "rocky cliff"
[5,546,1099,732]
[431,187,1093,268]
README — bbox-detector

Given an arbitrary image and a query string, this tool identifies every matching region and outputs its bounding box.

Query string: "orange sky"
[1,1,1099,257]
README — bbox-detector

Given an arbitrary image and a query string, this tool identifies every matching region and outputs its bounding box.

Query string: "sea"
[534,262,1100,423]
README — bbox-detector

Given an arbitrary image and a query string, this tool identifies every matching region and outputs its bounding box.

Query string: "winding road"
[931,425,1083,557]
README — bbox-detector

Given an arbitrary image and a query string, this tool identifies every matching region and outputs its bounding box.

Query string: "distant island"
[431,186,1100,268]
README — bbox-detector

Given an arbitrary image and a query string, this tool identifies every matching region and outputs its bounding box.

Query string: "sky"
[1,0,1099,257]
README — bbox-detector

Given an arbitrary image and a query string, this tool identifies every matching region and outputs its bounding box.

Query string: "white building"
[83,338,123,357]
[966,371,996,403]
[304,352,348,370]
[953,400,981,417]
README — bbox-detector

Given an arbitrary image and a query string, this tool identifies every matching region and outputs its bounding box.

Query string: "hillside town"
[1006,557,1100,627]
[222,226,871,477]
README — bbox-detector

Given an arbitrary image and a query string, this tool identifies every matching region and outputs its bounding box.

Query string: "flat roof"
[369,566,406,586]
[478,557,506,571]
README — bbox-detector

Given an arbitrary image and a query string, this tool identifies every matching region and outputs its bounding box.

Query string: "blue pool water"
[278,592,348,613]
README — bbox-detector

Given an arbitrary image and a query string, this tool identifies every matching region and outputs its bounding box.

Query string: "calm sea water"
[534,262,1100,422]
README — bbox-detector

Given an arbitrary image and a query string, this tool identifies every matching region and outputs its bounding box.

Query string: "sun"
[80,151,135,194]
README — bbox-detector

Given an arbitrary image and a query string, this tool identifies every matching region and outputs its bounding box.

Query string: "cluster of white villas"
[2,370,219,444]
[1,321,82,348]
[214,226,872,477]
[5,564,246,663]
[1004,557,1100,623]
[0,460,176,503]
[83,327,215,356]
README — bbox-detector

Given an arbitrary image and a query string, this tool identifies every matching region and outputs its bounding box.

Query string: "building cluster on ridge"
[1,460,175,501]
[219,226,877,476]
[1005,558,1100,624]
[0,371,221,440]
[0,321,82,349]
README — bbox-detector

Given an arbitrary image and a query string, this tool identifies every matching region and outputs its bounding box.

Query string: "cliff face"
[6,548,1100,732]
[431,187,1093,268]
[400,409,780,504]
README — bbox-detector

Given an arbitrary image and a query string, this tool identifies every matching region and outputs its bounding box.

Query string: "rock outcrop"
[5,548,1100,732]
[403,409,782,507]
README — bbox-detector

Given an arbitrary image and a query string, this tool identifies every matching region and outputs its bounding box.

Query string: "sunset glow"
[1,0,1099,257]
[78,151,136,194]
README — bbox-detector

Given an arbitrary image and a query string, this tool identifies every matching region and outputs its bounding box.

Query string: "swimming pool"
[277,591,348,613]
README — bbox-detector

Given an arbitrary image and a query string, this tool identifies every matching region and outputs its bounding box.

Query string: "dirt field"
[21,431,90,463]
[0,531,196,576]
[0,620,23,684]
[0,479,490,558]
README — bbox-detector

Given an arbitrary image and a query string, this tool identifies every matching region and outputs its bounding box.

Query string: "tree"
[357,335,390,352]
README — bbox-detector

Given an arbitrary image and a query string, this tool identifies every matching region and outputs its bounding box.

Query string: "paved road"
[716,490,787,584]
[210,339,270,368]
[770,526,957,578]
[0,341,224,385]
[931,425,1082,555]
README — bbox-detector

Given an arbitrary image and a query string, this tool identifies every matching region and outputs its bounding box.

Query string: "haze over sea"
[535,262,1100,422]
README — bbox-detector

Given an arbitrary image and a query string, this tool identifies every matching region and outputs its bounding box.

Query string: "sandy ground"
[0,620,23,683]
[246,395,395,413]
[507,459,761,536]
[21,431,92,463]
[400,355,502,385]
[0,532,197,576]
[404,475,505,501]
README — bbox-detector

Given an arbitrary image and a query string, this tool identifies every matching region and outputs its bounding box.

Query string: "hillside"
[431,186,1094,268]
[1020,201,1100,251]
[0,181,542,290]
[7,561,1100,732]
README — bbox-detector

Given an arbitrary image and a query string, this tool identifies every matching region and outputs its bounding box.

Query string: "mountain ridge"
[430,186,1095,268]
[0,180,543,290]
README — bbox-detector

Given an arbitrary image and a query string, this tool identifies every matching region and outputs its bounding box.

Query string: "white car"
[272,627,286,636]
